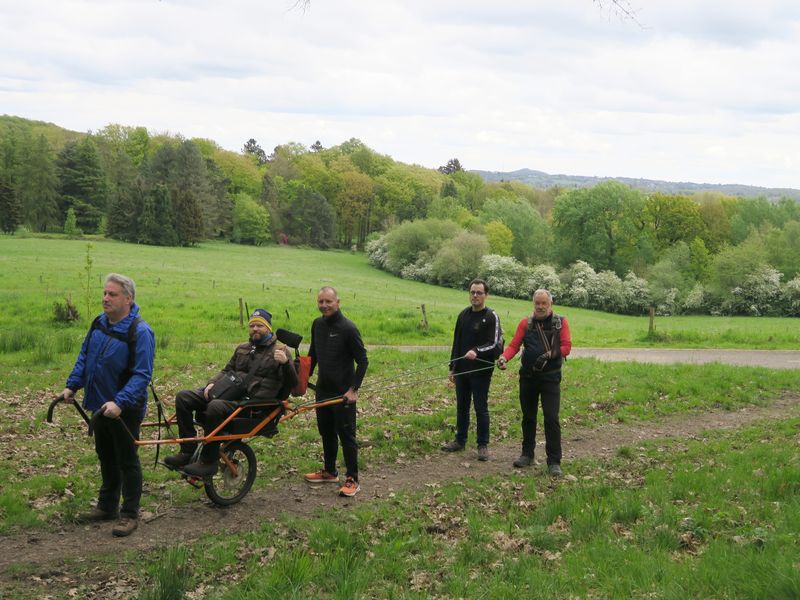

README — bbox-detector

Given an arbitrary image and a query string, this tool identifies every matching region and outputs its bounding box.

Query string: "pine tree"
[17,134,59,232]
[57,138,108,233]
[0,179,21,234]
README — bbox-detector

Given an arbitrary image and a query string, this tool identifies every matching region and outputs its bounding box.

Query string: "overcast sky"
[2,0,799,188]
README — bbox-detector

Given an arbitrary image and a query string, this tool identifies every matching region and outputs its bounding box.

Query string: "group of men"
[62,273,570,539]
[63,276,367,537]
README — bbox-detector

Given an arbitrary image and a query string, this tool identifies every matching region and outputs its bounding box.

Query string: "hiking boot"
[304,469,339,484]
[183,460,218,477]
[513,455,533,468]
[163,452,193,469]
[548,464,563,478]
[75,506,118,523]
[477,445,489,461]
[111,516,139,537]
[440,440,464,452]
[338,476,360,497]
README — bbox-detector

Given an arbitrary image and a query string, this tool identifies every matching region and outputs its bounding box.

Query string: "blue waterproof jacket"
[66,303,155,417]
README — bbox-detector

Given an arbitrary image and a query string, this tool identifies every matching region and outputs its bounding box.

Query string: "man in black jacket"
[442,279,503,461]
[304,287,369,497]
[164,309,297,477]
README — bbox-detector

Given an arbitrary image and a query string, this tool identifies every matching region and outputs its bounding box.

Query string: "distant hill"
[473,168,800,202]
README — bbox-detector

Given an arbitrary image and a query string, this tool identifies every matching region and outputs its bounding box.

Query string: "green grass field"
[1,236,799,598]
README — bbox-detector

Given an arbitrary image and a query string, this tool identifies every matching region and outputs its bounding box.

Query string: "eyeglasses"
[469,290,485,296]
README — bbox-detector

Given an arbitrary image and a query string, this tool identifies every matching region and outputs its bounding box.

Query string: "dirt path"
[3,392,799,579]
[371,346,800,369]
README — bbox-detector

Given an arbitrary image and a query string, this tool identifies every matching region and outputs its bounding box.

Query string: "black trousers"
[519,375,562,465]
[94,409,143,518]
[174,388,238,461]
[315,400,358,480]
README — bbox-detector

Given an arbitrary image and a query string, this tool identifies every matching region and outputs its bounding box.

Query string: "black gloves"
[532,353,549,372]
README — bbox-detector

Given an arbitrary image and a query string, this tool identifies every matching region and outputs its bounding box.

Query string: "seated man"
[165,309,297,477]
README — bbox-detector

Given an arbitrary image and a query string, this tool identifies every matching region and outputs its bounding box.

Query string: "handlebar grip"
[46,396,62,423]
[87,409,103,437]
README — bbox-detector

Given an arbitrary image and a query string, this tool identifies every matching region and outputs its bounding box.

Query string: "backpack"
[89,315,142,388]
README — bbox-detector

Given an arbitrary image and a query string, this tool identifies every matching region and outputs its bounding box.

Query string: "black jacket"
[449,306,503,374]
[309,310,369,397]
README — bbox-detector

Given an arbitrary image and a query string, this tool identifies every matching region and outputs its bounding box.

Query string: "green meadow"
[1,236,799,598]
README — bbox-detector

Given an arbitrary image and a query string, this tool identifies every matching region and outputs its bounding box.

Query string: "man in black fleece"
[304,286,369,497]
[442,278,503,461]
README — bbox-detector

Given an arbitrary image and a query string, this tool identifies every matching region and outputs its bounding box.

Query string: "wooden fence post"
[239,298,244,326]
[419,303,429,331]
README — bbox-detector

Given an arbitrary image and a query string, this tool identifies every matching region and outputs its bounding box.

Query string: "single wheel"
[204,440,257,506]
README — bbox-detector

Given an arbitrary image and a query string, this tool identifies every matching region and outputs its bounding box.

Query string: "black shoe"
[75,506,119,523]
[164,452,193,468]
[513,455,533,468]
[477,445,489,461]
[548,464,563,478]
[183,460,218,477]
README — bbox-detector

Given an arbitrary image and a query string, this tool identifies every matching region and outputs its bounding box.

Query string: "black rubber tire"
[204,441,257,506]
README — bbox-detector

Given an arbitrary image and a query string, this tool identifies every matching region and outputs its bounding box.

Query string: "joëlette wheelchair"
[47,328,341,506]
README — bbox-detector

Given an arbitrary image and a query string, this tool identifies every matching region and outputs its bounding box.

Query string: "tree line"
[1,116,799,315]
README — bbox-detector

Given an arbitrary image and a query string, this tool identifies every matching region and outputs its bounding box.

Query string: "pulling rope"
[292,354,498,408]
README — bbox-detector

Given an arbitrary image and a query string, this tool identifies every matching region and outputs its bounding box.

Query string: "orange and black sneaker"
[304,469,339,484]
[338,476,360,497]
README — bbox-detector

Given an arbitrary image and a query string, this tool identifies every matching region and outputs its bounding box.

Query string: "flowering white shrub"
[527,264,563,301]
[722,266,782,315]
[593,270,626,313]
[561,261,596,308]
[366,235,388,269]
[781,275,800,316]
[682,283,708,314]
[400,259,434,283]
[655,287,680,315]
[479,254,533,298]
[622,272,650,314]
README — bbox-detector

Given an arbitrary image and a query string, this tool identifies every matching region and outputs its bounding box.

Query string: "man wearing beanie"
[165,308,297,476]
[304,286,368,497]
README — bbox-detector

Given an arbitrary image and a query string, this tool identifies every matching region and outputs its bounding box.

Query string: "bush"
[622,271,650,314]
[781,275,800,316]
[366,235,389,269]
[53,297,80,322]
[721,266,783,316]
[682,283,708,314]
[382,218,461,275]
[430,231,489,288]
[561,261,597,308]
[527,264,563,301]
[478,254,533,298]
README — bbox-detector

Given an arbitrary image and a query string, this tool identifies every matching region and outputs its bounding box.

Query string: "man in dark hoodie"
[62,273,155,537]
[442,278,503,462]
[304,286,368,497]
[164,308,297,477]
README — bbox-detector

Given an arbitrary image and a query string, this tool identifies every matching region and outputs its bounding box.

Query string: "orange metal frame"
[135,397,345,448]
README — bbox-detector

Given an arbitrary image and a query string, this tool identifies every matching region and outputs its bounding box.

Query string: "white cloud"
[1,0,799,188]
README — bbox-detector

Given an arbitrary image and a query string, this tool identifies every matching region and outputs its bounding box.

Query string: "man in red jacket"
[498,289,571,476]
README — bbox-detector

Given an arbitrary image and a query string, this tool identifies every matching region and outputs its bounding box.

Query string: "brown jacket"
[209,338,297,403]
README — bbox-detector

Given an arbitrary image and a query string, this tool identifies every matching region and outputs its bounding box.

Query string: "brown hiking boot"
[477,445,489,461]
[75,507,118,523]
[440,440,464,452]
[112,516,139,537]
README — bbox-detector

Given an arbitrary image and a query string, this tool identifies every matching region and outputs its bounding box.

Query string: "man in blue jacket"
[61,273,155,537]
